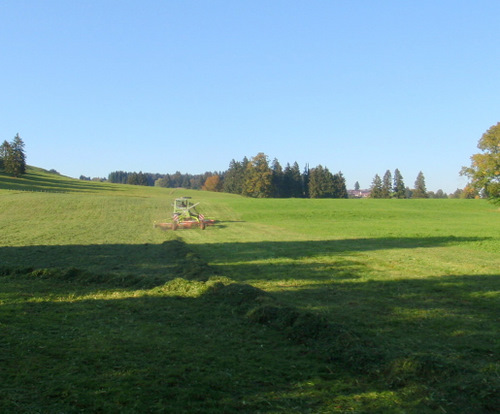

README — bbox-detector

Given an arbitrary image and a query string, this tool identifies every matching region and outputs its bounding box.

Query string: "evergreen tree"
[413,171,428,198]
[223,159,247,195]
[393,168,406,198]
[370,174,383,198]
[11,134,26,176]
[139,172,150,186]
[0,140,11,171]
[434,189,447,199]
[354,181,360,191]
[283,162,302,198]
[180,175,190,188]
[309,165,335,198]
[1,134,26,177]
[242,153,273,198]
[169,171,182,188]
[271,158,284,197]
[127,173,138,185]
[290,161,304,198]
[332,171,348,198]
[382,170,392,198]
[108,171,129,183]
[302,164,310,198]
[282,163,293,198]
[155,175,172,188]
[189,174,204,190]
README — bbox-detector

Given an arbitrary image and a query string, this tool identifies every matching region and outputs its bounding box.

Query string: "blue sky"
[1,0,499,193]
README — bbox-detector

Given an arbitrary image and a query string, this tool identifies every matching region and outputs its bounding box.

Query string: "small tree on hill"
[0,140,10,171]
[0,134,26,177]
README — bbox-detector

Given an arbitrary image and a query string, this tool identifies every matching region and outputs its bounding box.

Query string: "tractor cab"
[173,197,200,219]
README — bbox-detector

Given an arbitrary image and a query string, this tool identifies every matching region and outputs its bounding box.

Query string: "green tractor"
[154,197,215,230]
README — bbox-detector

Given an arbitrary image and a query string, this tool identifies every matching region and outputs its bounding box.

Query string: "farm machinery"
[154,197,215,230]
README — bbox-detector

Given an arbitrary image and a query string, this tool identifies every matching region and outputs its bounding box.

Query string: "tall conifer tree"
[382,170,392,198]
[332,171,348,198]
[370,174,383,198]
[413,171,428,198]
[271,158,284,198]
[1,134,26,177]
[393,169,406,198]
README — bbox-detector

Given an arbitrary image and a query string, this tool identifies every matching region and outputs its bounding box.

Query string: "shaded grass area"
[1,277,327,413]
[0,240,212,282]
[190,236,499,413]
[1,240,376,413]
[1,240,498,413]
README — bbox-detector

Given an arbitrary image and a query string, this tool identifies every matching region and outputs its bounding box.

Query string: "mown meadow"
[1,167,499,413]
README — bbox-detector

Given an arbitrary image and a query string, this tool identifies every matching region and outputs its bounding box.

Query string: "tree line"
[220,153,347,198]
[103,170,220,189]
[4,120,497,203]
[369,169,433,199]
[0,134,26,177]
[106,152,348,199]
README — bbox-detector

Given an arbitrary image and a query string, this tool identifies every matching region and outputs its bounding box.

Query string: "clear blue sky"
[2,0,499,193]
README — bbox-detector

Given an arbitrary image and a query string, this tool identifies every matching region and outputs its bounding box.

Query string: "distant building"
[348,189,371,198]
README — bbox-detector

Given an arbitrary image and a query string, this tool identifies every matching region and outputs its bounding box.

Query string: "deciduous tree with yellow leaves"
[461,122,500,204]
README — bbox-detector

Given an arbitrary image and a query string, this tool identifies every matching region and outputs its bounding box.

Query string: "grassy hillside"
[1,168,499,413]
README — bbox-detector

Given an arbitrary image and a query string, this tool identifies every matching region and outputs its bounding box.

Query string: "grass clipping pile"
[205,282,383,370]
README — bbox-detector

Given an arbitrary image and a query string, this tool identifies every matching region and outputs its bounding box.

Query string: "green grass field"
[1,167,499,413]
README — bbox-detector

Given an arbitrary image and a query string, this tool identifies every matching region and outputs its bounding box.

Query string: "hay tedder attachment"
[154,197,215,230]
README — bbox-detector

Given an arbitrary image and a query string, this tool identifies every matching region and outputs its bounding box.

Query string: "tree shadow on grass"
[0,241,205,285]
[0,284,337,413]
[0,236,498,412]
[191,236,492,284]
[272,273,500,413]
[0,236,488,286]
[197,236,490,262]
[2,270,496,413]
